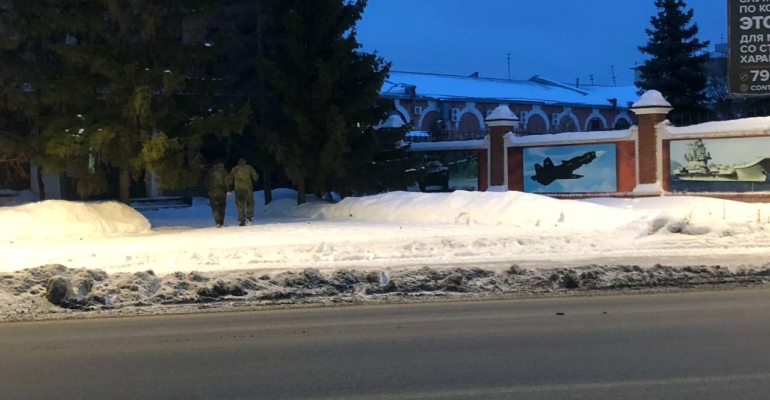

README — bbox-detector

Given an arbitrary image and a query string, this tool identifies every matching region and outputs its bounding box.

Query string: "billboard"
[523,143,617,193]
[728,0,770,97]
[669,137,770,192]
[413,150,479,192]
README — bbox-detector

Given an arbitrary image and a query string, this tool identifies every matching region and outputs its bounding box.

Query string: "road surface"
[2,289,770,399]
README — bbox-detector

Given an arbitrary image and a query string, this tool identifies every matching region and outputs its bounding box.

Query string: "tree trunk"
[119,167,131,205]
[297,176,306,205]
[263,167,273,205]
[36,165,45,200]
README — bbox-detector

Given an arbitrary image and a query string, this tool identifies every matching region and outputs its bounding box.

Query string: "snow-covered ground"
[1,189,770,276]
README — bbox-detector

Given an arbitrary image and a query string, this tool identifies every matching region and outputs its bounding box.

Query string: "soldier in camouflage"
[227,158,259,226]
[205,161,230,228]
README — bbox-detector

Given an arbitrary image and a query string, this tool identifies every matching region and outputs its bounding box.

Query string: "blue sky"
[523,144,618,193]
[357,0,726,86]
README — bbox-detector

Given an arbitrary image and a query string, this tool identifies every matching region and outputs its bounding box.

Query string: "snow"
[0,190,39,207]
[2,189,770,279]
[0,200,151,243]
[485,105,519,124]
[506,129,632,145]
[633,182,663,193]
[405,130,430,138]
[407,139,486,151]
[632,90,672,109]
[382,71,639,108]
[377,114,405,129]
[666,116,770,136]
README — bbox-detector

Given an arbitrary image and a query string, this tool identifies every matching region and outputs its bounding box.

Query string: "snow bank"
[292,191,645,231]
[585,196,770,236]
[0,200,151,242]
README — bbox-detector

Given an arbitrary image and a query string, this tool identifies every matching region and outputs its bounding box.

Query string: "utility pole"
[507,53,511,80]
[610,65,617,86]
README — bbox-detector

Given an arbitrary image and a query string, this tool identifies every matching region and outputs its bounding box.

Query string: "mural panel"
[670,137,770,192]
[523,143,617,193]
[413,151,479,192]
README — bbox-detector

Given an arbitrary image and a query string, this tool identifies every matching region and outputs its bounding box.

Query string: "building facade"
[381,71,639,142]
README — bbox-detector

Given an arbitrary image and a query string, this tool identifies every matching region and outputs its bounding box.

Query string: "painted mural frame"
[669,137,770,193]
[523,143,618,193]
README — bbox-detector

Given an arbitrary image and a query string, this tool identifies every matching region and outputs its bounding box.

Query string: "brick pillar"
[485,106,519,191]
[631,90,672,189]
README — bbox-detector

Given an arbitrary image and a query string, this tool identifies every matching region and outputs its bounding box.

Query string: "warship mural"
[523,143,617,193]
[670,138,770,192]
[673,139,770,182]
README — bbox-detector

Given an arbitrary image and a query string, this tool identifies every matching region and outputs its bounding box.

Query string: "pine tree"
[637,0,710,115]
[5,0,249,204]
[260,0,391,204]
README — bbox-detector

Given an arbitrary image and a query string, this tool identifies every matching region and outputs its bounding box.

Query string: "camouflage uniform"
[205,163,229,227]
[227,159,259,226]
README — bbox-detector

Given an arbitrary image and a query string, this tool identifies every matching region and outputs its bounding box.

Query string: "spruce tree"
[331,108,421,197]
[637,0,710,115]
[5,0,249,204]
[260,0,391,204]
[0,0,61,197]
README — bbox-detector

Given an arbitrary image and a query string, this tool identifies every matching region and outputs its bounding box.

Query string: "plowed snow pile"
[0,200,151,242]
[291,191,770,236]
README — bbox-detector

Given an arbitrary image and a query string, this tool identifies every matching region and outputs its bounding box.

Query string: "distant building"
[380,71,639,141]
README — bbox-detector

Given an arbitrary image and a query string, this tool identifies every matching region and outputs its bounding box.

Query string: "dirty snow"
[2,263,770,322]
[0,189,770,278]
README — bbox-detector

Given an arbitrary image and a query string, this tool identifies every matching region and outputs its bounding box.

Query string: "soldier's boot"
[246,217,253,225]
[216,224,223,228]
[239,220,246,227]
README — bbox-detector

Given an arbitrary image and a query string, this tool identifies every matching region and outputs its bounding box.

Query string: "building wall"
[396,98,636,138]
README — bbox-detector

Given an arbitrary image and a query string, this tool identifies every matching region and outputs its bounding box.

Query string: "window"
[552,113,560,126]
[451,108,460,122]
[519,111,528,123]
[614,118,631,130]
[414,106,423,115]
[589,118,603,131]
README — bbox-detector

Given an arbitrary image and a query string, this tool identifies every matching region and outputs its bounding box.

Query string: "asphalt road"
[2,289,770,399]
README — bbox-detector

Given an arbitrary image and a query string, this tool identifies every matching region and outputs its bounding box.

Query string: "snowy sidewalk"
[1,189,770,275]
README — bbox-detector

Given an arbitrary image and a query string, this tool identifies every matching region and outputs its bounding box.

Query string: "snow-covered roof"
[381,71,640,109]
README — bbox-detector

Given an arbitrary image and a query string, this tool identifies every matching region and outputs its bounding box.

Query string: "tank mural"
[523,143,617,193]
[412,151,479,192]
[670,138,770,192]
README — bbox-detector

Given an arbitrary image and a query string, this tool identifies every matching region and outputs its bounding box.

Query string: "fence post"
[484,106,519,191]
[631,90,672,193]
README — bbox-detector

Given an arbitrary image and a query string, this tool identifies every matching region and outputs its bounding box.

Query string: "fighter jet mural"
[530,151,606,186]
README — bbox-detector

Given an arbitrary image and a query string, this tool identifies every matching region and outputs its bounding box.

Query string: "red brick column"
[631,91,672,190]
[484,106,519,191]
[488,127,506,187]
